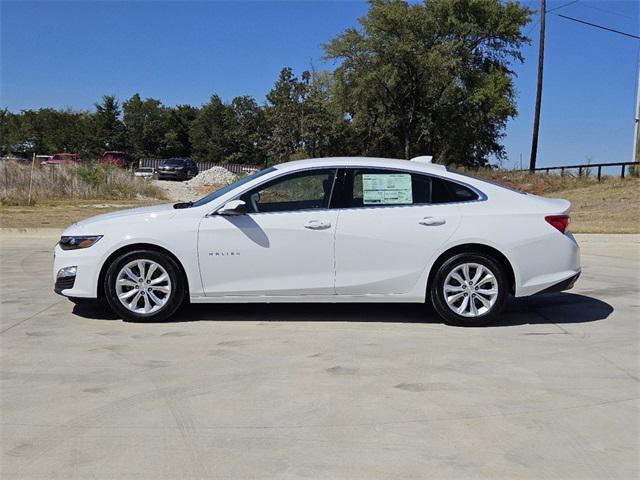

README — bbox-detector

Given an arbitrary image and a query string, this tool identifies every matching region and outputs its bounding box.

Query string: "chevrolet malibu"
[53,157,580,326]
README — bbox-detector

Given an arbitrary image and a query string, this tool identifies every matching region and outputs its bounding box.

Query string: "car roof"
[272,157,448,174]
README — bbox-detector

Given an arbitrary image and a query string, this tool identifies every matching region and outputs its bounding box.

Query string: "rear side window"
[431,177,479,204]
[338,169,478,208]
[347,169,431,207]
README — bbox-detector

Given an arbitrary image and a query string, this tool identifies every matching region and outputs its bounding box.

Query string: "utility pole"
[529,0,546,172]
[27,152,36,206]
[633,61,639,163]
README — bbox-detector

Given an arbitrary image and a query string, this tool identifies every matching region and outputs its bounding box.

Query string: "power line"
[546,0,579,14]
[553,13,640,40]
[576,2,634,20]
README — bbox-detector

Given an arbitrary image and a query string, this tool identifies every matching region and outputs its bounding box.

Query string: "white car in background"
[134,166,156,178]
[53,156,580,326]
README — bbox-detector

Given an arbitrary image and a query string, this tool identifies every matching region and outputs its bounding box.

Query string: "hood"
[65,203,177,234]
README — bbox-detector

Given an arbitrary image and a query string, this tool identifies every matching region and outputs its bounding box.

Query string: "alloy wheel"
[443,263,498,318]
[115,259,172,314]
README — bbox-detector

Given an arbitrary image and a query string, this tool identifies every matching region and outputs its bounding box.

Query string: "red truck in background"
[97,151,129,168]
[42,153,81,166]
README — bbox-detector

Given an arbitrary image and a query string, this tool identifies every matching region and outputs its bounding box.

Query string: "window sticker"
[362,173,412,205]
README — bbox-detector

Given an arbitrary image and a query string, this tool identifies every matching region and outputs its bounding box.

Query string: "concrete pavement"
[1,231,638,479]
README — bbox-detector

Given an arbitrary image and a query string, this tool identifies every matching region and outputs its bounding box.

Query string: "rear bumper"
[538,271,581,294]
[512,232,581,297]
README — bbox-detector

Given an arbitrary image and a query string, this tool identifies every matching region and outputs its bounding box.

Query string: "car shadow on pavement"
[72,292,613,327]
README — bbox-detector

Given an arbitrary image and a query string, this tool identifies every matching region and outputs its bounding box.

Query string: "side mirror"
[217,199,247,216]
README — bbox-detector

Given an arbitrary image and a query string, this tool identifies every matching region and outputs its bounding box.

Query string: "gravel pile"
[186,166,237,187]
[152,180,200,202]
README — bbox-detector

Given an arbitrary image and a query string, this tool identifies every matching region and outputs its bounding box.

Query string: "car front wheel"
[104,250,185,322]
[430,252,507,326]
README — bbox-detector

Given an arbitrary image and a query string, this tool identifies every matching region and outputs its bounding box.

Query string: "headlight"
[59,235,103,250]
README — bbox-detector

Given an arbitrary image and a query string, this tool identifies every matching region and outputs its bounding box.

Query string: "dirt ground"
[1,179,638,232]
[557,179,639,233]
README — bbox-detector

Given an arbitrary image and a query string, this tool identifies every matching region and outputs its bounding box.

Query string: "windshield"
[191,167,276,207]
[164,159,186,166]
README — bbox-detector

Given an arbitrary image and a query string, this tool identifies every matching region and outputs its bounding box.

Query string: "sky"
[1,0,638,169]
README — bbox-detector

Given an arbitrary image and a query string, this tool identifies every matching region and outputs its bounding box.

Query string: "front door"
[198,168,338,297]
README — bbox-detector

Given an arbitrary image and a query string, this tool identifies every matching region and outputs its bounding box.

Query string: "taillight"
[545,215,570,234]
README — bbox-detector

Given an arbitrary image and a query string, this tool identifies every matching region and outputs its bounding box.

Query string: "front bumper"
[157,170,188,180]
[54,274,76,294]
[53,244,102,298]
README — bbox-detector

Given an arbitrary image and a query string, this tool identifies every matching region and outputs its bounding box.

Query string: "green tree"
[265,67,348,163]
[227,96,268,164]
[189,95,235,162]
[123,93,169,160]
[92,95,126,154]
[163,105,199,158]
[265,67,305,162]
[4,108,93,157]
[324,0,531,166]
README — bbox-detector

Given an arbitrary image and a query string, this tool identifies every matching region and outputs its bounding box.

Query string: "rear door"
[333,168,467,295]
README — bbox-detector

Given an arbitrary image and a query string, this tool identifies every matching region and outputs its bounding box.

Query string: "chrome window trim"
[207,164,487,216]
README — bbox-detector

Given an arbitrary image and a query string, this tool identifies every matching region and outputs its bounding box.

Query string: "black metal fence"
[521,161,639,181]
[139,158,262,175]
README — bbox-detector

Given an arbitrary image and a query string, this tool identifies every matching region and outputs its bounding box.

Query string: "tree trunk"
[403,129,411,159]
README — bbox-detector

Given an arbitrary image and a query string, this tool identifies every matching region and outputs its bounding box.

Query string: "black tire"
[104,250,185,322]
[430,252,508,327]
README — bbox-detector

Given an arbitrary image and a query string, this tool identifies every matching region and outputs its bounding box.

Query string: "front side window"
[240,169,336,213]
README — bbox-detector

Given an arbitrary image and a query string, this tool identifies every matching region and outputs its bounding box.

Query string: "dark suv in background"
[157,158,198,181]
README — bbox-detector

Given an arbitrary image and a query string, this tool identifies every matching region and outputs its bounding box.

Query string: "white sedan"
[53,157,580,326]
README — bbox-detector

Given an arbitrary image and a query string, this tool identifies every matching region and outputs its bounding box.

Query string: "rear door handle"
[419,217,446,226]
[304,220,331,230]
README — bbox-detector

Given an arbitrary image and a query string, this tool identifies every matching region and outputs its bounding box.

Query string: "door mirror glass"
[217,200,247,216]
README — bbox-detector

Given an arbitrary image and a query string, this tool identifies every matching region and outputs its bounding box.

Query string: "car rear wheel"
[430,252,507,326]
[104,250,185,322]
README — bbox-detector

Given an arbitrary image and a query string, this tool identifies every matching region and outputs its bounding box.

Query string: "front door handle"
[304,220,331,230]
[419,217,446,226]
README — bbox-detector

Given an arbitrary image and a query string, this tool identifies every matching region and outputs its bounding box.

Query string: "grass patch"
[0,199,161,229]
[0,160,165,206]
